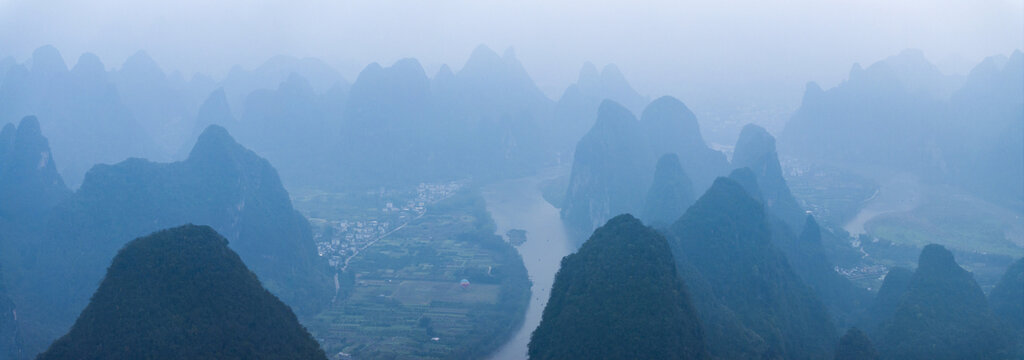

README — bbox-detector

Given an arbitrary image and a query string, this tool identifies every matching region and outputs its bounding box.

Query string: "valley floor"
[293,185,529,360]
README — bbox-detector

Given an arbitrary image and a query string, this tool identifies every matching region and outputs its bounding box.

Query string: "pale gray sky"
[1,0,1022,107]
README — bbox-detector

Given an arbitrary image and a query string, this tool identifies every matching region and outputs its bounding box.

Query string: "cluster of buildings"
[312,181,464,270]
[835,263,889,283]
[315,219,392,268]
[416,182,462,204]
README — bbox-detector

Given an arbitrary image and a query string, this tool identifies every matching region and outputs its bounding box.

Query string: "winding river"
[482,169,575,360]
[843,173,922,236]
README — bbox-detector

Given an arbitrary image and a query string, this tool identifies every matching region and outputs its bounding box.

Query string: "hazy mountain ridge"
[562,96,730,240]
[0,116,70,218]
[553,62,648,154]
[0,46,156,187]
[641,153,695,226]
[1,44,633,191]
[2,125,330,358]
[0,39,1017,360]
[642,96,729,193]
[561,100,653,240]
[782,49,1024,212]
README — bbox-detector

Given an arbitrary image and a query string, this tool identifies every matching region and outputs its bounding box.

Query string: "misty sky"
[1,0,1022,109]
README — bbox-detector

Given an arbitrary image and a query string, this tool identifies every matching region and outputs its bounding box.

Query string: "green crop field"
[864,191,1024,257]
[301,189,530,360]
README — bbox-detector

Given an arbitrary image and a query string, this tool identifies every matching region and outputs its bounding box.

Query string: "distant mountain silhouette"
[37,225,327,360]
[222,45,566,190]
[439,45,551,117]
[0,46,154,186]
[220,55,348,119]
[642,96,729,192]
[641,153,695,226]
[0,116,69,218]
[529,215,707,359]
[577,63,647,115]
[943,50,1024,211]
[191,88,235,141]
[553,62,647,152]
[430,45,553,180]
[781,49,1023,212]
[113,50,200,156]
[341,58,437,185]
[669,177,836,359]
[237,73,344,187]
[562,100,653,242]
[781,50,957,173]
[874,244,1013,359]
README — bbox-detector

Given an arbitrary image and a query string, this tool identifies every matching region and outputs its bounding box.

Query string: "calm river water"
[482,169,575,360]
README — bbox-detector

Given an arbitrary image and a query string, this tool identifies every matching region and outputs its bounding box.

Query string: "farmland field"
[301,189,530,360]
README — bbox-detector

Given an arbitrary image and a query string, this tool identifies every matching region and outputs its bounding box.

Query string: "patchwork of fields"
[297,189,530,359]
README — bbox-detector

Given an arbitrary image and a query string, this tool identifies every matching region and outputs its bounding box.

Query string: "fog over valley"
[2,0,1021,144]
[0,1,1022,359]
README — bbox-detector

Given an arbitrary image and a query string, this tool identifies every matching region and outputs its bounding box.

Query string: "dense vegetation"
[786,215,869,328]
[874,244,1013,359]
[37,225,327,360]
[989,258,1023,334]
[834,327,878,360]
[857,267,913,335]
[529,214,707,359]
[989,257,1024,357]
[669,177,836,359]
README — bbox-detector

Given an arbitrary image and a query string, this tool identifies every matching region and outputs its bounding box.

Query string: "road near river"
[482,169,575,360]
